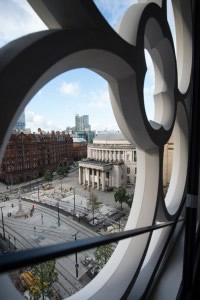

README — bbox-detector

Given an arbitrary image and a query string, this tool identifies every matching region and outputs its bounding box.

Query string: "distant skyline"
[0,0,175,133]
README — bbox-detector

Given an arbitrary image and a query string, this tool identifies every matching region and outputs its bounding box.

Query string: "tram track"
[0,222,81,297]
[10,199,98,238]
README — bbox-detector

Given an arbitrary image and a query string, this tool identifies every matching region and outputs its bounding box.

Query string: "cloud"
[0,0,46,47]
[25,110,60,132]
[59,81,80,96]
[88,89,110,109]
[91,120,119,131]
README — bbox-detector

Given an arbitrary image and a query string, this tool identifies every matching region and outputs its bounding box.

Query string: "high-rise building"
[75,114,91,131]
[14,111,26,130]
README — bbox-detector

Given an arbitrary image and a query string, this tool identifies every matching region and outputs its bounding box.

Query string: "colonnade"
[79,166,111,190]
[89,149,126,162]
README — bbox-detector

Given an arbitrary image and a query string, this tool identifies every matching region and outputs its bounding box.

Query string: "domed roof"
[94,132,133,145]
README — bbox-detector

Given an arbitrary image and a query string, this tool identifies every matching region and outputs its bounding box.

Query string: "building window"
[127,154,130,161]
[127,167,130,174]
[135,168,137,174]
[127,176,130,184]
[134,151,137,162]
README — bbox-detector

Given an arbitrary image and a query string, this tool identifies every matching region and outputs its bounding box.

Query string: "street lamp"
[72,231,79,279]
[8,235,11,248]
[57,201,60,227]
[38,180,40,201]
[70,187,76,215]
[0,206,5,240]
[60,176,63,194]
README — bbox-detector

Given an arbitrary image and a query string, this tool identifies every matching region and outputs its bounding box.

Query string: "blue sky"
[0,0,175,133]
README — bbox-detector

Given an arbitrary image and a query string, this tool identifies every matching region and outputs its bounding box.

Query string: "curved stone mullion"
[27,0,113,33]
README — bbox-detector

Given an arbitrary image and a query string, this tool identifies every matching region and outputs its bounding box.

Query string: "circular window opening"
[163,134,174,197]
[143,49,155,123]
[167,0,177,56]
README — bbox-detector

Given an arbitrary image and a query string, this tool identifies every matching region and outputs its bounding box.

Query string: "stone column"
[79,167,82,184]
[123,151,125,161]
[87,168,90,186]
[92,169,95,188]
[109,151,112,161]
[97,170,100,190]
[83,168,85,185]
[114,151,116,161]
[102,171,105,191]
[103,150,105,161]
[109,172,112,187]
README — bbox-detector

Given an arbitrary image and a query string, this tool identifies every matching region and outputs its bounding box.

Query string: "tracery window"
[0,1,193,299]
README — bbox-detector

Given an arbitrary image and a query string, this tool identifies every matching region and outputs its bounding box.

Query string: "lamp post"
[57,201,60,227]
[0,206,5,240]
[70,187,76,215]
[72,231,79,278]
[8,235,11,248]
[38,180,40,201]
[60,176,63,195]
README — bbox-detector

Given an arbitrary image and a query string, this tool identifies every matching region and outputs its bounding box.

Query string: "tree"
[88,192,102,224]
[94,244,113,268]
[126,194,134,208]
[114,187,129,210]
[28,260,58,300]
[56,166,69,177]
[44,169,53,183]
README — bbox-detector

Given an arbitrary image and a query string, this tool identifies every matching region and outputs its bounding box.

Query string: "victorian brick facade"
[0,129,73,184]
[73,138,87,161]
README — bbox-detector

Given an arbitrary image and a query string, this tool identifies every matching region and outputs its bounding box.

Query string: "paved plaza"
[0,169,133,298]
[0,199,100,298]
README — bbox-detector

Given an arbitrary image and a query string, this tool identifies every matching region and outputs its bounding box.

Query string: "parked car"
[107,187,113,192]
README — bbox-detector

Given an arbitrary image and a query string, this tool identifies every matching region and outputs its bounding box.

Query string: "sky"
[0,0,175,133]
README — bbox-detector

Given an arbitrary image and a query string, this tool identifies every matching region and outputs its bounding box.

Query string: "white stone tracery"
[0,0,192,299]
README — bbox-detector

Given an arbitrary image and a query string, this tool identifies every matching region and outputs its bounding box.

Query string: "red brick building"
[73,138,87,161]
[0,129,73,184]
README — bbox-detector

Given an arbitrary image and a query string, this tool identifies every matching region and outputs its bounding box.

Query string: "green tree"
[28,260,58,300]
[126,194,133,208]
[114,187,129,210]
[88,192,102,224]
[44,169,53,183]
[94,244,113,268]
[56,166,69,176]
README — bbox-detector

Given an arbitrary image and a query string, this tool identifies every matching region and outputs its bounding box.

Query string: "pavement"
[0,169,133,298]
[0,199,98,298]
[52,169,133,214]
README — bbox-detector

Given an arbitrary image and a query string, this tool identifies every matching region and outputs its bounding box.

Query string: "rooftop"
[94,132,134,145]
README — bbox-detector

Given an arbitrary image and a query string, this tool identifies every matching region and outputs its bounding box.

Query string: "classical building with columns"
[79,132,137,191]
